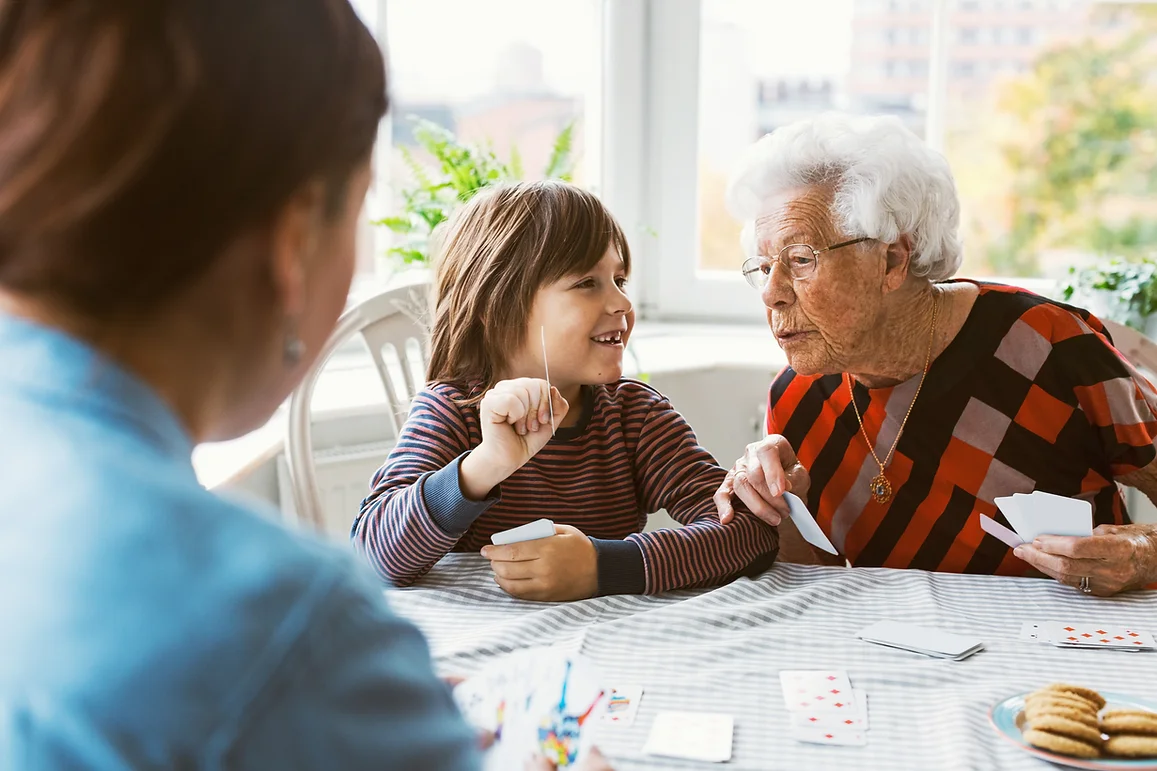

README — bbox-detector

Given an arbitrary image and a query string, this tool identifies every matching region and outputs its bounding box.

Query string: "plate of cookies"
[990,683,1157,770]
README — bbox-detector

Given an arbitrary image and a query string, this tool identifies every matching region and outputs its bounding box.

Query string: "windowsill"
[191,320,785,489]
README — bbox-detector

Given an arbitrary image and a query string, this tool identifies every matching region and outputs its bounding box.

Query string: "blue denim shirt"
[0,314,478,770]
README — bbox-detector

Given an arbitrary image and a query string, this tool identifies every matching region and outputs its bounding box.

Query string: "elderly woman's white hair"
[727,113,963,282]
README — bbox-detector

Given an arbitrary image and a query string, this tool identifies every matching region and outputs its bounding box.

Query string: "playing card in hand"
[453,650,609,770]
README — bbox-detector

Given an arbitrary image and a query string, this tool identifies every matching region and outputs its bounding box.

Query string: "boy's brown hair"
[427,180,630,398]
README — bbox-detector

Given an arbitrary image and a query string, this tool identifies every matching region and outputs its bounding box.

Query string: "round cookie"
[1101,709,1157,737]
[1024,702,1099,727]
[1023,728,1101,759]
[1041,684,1106,711]
[1024,695,1099,722]
[1104,734,1157,758]
[1026,714,1104,745]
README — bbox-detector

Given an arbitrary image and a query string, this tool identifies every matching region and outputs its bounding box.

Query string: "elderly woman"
[715,113,1157,596]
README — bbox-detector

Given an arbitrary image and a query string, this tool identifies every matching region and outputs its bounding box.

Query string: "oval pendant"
[870,474,893,504]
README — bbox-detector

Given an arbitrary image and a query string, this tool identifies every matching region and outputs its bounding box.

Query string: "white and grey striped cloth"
[389,555,1157,770]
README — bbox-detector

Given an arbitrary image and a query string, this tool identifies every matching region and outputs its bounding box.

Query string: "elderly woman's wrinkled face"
[755,185,889,376]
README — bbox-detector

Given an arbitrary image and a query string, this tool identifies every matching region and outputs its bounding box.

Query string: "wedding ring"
[1079,576,1092,594]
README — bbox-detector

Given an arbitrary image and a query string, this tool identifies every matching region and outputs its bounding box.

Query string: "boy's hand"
[460,378,569,500]
[481,524,598,601]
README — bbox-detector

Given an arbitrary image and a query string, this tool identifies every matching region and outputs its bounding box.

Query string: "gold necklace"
[847,291,940,505]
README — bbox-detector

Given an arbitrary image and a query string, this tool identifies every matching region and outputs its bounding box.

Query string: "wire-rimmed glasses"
[741,237,872,288]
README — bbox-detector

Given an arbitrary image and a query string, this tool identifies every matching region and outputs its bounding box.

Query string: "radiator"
[276,440,394,541]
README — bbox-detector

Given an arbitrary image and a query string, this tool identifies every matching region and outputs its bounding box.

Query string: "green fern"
[376,116,576,268]
[543,121,575,182]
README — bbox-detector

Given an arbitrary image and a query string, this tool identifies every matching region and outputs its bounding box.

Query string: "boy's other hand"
[481,524,598,601]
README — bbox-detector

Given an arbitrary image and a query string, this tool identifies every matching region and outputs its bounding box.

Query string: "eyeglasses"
[741,237,872,288]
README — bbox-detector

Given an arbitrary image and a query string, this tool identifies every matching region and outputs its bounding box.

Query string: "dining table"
[388,554,1157,770]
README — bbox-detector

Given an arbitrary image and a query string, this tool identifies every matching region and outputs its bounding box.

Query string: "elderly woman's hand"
[715,435,810,526]
[1014,524,1157,596]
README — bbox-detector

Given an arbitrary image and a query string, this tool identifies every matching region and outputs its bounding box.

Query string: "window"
[943,1,1157,279]
[958,27,979,44]
[357,0,602,295]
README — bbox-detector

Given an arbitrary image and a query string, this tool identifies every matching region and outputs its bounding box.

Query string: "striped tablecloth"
[388,555,1157,771]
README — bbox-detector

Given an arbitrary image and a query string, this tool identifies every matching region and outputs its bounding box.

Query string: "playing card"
[1018,621,1048,644]
[491,518,556,546]
[1022,492,1093,539]
[779,670,860,713]
[996,495,1031,542]
[454,650,608,770]
[789,706,869,731]
[979,513,1024,548]
[790,727,869,747]
[1046,621,1157,650]
[855,620,984,660]
[642,712,734,763]
[600,686,643,726]
[784,492,839,555]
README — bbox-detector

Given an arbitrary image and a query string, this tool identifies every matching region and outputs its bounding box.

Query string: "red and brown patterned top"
[768,281,1157,576]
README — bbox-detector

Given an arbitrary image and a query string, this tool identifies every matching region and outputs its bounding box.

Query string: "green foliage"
[994,7,1157,269]
[375,117,576,267]
[1062,256,1157,329]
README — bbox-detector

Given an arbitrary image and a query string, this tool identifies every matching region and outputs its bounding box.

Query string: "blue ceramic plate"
[990,691,1157,770]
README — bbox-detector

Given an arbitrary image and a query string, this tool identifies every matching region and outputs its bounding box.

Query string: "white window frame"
[614,0,1068,323]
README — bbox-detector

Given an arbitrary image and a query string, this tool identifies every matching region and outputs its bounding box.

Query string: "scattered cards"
[490,518,555,546]
[780,670,869,748]
[453,649,608,769]
[642,711,734,763]
[601,686,643,726]
[856,620,984,661]
[992,491,1093,546]
[1020,621,1157,651]
[784,492,839,555]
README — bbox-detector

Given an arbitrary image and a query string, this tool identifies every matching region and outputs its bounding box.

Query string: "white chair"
[1102,319,1157,379]
[285,272,432,531]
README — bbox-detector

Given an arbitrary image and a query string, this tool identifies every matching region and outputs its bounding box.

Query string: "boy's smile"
[507,246,634,406]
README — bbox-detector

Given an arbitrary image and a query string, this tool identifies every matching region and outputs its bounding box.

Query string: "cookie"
[1104,734,1157,758]
[1023,728,1101,759]
[1024,694,1099,721]
[1024,702,1099,728]
[1101,708,1157,735]
[1041,684,1106,711]
[1026,714,1104,745]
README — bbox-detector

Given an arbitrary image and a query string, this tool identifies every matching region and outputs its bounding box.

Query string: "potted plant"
[1061,255,1157,337]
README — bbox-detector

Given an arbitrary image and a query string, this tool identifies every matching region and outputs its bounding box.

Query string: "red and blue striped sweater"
[352,378,779,595]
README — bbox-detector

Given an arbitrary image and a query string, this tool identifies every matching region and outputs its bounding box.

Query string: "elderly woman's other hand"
[1014,524,1157,596]
[715,435,810,526]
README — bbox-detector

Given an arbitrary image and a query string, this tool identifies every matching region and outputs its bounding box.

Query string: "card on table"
[642,711,734,763]
[600,686,643,726]
[784,492,839,555]
[789,706,869,731]
[1018,621,1156,651]
[856,620,984,660]
[490,518,555,546]
[1047,621,1157,650]
[779,670,857,713]
[789,727,869,747]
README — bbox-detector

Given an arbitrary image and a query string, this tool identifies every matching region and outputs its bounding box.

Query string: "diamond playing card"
[779,670,859,713]
[790,727,869,747]
[1047,621,1157,650]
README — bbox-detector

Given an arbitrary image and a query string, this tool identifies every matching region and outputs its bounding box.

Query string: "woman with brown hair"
[0,1,501,768]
